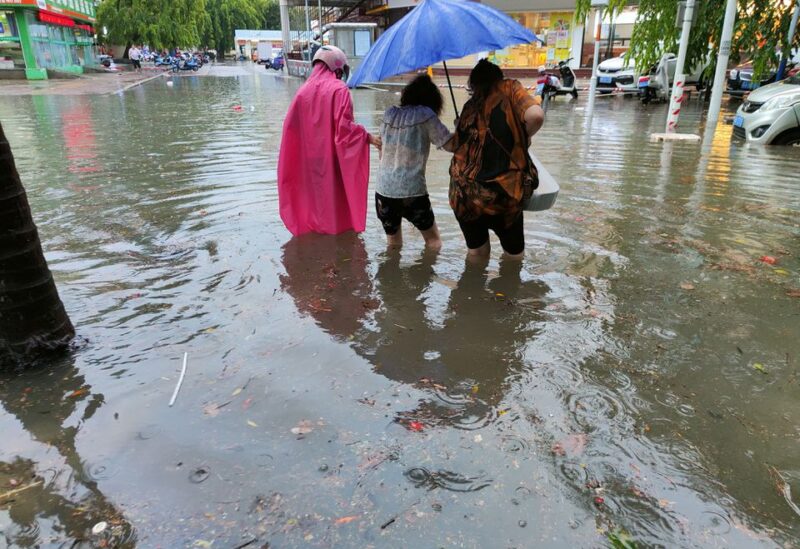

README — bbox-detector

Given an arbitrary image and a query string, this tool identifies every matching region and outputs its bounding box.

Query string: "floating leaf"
[247,420,258,427]
[203,403,221,417]
[679,282,695,291]
[68,388,88,399]
[773,269,789,276]
[607,529,637,549]
[753,363,768,374]
[786,289,800,298]
[231,387,243,397]
[291,420,314,435]
[334,515,359,525]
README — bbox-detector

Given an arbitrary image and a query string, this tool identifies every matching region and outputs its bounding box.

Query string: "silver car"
[596,56,638,93]
[732,74,800,145]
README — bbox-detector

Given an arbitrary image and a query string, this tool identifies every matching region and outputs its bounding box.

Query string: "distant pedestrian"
[375,74,454,251]
[129,45,142,71]
[449,59,544,260]
[278,45,381,236]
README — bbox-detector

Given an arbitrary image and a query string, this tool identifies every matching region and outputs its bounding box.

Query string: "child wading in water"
[376,74,454,250]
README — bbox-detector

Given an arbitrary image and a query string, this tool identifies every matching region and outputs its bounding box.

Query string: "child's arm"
[428,117,456,153]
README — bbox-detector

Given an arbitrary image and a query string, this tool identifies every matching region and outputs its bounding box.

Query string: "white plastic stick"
[169,352,188,407]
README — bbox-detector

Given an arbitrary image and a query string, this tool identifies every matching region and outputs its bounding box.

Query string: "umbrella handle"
[443,61,459,119]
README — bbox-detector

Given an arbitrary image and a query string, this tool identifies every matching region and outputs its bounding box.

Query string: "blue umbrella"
[348,0,540,115]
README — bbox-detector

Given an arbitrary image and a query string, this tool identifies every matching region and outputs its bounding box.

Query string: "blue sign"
[0,23,4,34]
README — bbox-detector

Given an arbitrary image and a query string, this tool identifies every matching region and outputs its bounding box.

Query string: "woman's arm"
[523,105,545,139]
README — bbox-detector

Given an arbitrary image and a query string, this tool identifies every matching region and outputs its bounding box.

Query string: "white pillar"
[777,3,800,80]
[586,10,602,117]
[705,0,737,130]
[304,0,311,58]
[665,0,695,133]
[280,0,292,54]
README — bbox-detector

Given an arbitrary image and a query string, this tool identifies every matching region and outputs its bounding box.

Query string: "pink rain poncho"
[278,64,370,236]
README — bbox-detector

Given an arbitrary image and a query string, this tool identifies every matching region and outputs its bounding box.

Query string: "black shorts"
[375,193,435,235]
[458,212,524,255]
[132,59,141,69]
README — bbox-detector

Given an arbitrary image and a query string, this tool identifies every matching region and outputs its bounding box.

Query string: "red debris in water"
[232,105,244,112]
[594,496,605,505]
[408,421,424,432]
[759,255,777,265]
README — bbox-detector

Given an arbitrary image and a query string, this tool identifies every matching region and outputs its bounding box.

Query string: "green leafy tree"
[576,0,800,79]
[97,0,208,51]
[260,0,282,30]
[200,0,264,57]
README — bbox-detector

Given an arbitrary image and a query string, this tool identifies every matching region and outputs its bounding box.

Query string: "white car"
[596,56,638,93]
[732,74,800,145]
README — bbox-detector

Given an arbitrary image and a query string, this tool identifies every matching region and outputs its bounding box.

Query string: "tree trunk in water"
[0,122,75,364]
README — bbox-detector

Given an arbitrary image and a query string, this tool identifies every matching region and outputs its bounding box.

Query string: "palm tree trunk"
[0,122,74,363]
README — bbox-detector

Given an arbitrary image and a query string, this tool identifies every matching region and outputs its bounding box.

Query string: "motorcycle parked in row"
[264,55,285,71]
[535,58,578,110]
[637,53,709,105]
[154,55,175,67]
[172,56,200,72]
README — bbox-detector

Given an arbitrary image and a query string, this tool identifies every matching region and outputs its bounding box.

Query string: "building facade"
[0,0,96,80]
[369,0,638,71]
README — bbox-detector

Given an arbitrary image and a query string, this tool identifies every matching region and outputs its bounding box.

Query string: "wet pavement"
[1,64,799,548]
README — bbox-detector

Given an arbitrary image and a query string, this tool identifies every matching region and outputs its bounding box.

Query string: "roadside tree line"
[97,0,284,57]
[576,0,800,80]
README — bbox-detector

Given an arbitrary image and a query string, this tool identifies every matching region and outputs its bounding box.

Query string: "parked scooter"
[638,54,671,105]
[264,55,285,71]
[637,52,710,105]
[172,56,200,72]
[154,55,175,67]
[535,58,579,110]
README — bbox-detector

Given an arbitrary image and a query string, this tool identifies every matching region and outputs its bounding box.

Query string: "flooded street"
[1,65,799,547]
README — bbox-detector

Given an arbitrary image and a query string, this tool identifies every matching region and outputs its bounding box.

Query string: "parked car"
[596,56,638,93]
[727,50,800,96]
[732,74,800,145]
[638,53,709,103]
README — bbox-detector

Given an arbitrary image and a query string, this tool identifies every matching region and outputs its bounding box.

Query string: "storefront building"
[372,0,638,72]
[0,0,96,80]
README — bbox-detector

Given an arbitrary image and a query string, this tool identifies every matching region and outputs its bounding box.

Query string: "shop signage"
[40,9,74,26]
[0,0,95,21]
[387,0,420,9]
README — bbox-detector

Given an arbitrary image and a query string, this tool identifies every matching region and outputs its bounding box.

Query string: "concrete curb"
[113,72,166,94]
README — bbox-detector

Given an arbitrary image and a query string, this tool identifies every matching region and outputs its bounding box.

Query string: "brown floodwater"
[1,65,799,548]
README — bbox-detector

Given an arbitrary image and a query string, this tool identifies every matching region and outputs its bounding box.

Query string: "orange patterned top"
[449,79,540,225]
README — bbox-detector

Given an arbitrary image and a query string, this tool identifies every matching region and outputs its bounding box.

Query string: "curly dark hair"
[468,59,504,100]
[400,74,444,115]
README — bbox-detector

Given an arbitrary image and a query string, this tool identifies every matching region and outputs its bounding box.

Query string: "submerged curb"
[113,72,168,94]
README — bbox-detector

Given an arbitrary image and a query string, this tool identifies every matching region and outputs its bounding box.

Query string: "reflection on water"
[1,67,799,547]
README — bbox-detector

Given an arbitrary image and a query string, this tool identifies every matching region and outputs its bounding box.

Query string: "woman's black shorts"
[457,212,524,255]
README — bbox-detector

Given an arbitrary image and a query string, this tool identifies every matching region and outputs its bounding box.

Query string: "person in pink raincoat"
[278,46,381,236]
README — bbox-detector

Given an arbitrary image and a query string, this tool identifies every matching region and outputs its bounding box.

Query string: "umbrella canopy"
[348,0,539,88]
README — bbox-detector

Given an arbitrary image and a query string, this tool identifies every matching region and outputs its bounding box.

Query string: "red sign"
[39,9,74,27]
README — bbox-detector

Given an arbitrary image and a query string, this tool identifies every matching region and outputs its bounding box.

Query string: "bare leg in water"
[388,222,442,252]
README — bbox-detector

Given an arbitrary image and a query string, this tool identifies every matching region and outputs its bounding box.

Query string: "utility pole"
[586,0,608,117]
[776,1,800,81]
[279,0,291,56]
[665,0,695,133]
[705,0,737,130]
[304,0,311,59]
